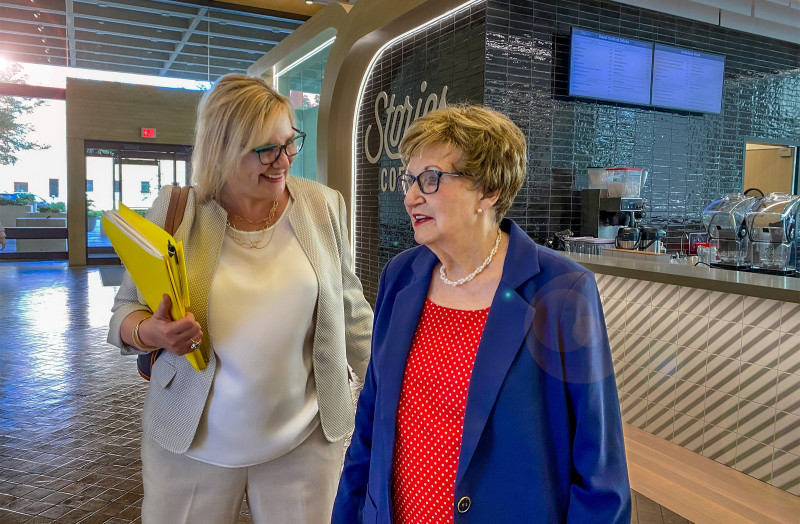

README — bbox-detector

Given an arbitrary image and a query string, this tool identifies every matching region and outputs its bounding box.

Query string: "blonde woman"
[108,74,372,523]
[333,105,629,523]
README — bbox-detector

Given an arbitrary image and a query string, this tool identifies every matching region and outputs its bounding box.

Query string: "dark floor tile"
[114,505,140,520]
[0,508,31,524]
[95,488,125,502]
[96,500,128,517]
[114,492,141,506]
[60,507,94,522]
[76,513,111,524]
[36,504,74,520]
[15,499,54,516]
[76,498,110,513]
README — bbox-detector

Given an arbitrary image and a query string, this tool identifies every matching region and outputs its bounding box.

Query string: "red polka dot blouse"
[391,298,490,524]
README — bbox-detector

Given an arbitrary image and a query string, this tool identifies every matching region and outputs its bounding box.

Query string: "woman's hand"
[141,294,203,356]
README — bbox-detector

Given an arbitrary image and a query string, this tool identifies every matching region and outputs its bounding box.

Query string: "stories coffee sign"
[351,0,487,303]
[363,81,448,192]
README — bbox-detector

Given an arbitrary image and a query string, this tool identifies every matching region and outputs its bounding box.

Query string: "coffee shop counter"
[563,251,800,497]
[566,251,800,304]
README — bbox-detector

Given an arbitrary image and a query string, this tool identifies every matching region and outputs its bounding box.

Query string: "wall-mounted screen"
[651,44,725,114]
[569,28,653,106]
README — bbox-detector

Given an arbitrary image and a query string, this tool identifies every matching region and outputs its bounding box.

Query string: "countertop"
[564,252,800,303]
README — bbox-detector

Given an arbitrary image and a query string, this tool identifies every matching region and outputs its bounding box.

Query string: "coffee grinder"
[745,193,800,275]
[701,193,757,271]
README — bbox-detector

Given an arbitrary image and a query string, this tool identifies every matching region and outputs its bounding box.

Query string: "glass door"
[85,141,192,263]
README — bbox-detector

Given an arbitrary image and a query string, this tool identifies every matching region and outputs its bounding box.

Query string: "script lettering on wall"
[362,81,448,192]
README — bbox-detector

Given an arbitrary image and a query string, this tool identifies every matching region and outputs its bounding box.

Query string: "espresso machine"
[581,189,645,239]
[701,193,757,270]
[744,193,800,275]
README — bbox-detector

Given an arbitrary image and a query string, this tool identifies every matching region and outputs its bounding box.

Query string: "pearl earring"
[477,208,484,214]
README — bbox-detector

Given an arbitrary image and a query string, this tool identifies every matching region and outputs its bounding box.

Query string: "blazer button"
[457,496,471,513]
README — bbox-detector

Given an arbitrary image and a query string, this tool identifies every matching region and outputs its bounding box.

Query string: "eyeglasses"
[252,128,306,166]
[398,169,465,195]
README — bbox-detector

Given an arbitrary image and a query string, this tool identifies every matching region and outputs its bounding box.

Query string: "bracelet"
[132,316,159,351]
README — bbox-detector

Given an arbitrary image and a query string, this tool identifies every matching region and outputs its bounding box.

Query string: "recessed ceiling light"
[305,0,313,4]
[33,10,40,18]
[37,24,43,32]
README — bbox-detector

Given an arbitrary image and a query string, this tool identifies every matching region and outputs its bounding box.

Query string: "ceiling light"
[98,3,107,6]
[33,10,41,18]
[37,24,44,32]
[44,48,49,53]
[305,0,313,4]
[41,37,46,43]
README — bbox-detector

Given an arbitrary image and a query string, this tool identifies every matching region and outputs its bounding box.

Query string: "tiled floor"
[0,261,692,523]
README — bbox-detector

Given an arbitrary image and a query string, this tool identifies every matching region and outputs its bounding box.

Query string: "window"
[14,182,28,192]
[49,178,59,198]
[86,180,94,192]
[141,181,151,194]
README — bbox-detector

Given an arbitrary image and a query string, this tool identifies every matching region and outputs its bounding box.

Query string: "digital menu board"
[569,28,653,106]
[651,43,725,113]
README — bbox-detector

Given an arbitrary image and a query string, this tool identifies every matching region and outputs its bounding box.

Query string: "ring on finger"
[189,339,201,351]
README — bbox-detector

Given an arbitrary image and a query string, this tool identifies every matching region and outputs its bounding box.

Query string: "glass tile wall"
[483,0,800,248]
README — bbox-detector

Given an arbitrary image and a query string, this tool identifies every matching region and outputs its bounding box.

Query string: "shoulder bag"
[137,185,191,380]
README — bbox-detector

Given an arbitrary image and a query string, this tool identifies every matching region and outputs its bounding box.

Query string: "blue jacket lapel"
[377,249,437,449]
[456,220,542,484]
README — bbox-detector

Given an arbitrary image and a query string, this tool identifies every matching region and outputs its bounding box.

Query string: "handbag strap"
[164,185,190,235]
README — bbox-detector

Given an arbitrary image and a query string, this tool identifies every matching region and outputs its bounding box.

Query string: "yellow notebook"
[102,203,206,371]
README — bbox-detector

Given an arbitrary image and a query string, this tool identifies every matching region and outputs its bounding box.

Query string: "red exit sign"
[141,128,157,138]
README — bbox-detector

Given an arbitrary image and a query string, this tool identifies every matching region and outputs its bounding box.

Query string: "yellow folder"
[102,203,206,371]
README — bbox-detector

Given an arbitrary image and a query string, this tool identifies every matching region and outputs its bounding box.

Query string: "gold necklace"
[226,197,280,249]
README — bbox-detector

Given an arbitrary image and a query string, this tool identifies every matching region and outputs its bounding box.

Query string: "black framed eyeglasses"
[398,169,465,195]
[252,128,306,166]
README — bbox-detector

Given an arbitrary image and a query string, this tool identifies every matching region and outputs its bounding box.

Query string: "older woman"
[107,74,372,523]
[332,105,630,523]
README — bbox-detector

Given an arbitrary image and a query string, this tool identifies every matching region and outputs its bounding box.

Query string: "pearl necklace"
[226,196,279,249]
[439,229,502,287]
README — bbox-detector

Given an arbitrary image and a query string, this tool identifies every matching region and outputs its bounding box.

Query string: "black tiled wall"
[484,0,800,247]
[354,0,800,303]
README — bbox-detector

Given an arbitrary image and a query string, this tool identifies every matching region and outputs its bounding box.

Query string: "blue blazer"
[332,219,631,523]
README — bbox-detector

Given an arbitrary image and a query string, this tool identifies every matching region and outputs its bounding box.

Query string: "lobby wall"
[65,79,201,265]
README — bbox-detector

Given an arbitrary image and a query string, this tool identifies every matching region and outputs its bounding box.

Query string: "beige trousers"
[141,423,344,524]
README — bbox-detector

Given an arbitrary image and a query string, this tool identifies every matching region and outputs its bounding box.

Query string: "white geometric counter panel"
[595,273,800,496]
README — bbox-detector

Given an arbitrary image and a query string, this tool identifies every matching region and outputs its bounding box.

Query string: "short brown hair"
[399,104,526,222]
[192,74,295,201]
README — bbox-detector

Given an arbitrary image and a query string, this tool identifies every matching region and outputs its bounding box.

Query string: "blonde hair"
[191,74,294,201]
[399,104,527,223]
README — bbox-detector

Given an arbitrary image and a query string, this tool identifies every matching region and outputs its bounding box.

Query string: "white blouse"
[185,198,320,467]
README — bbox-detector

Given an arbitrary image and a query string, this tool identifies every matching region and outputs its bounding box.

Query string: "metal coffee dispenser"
[702,193,757,270]
[744,193,800,275]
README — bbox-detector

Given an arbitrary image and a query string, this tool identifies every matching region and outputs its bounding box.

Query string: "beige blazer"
[108,176,373,454]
